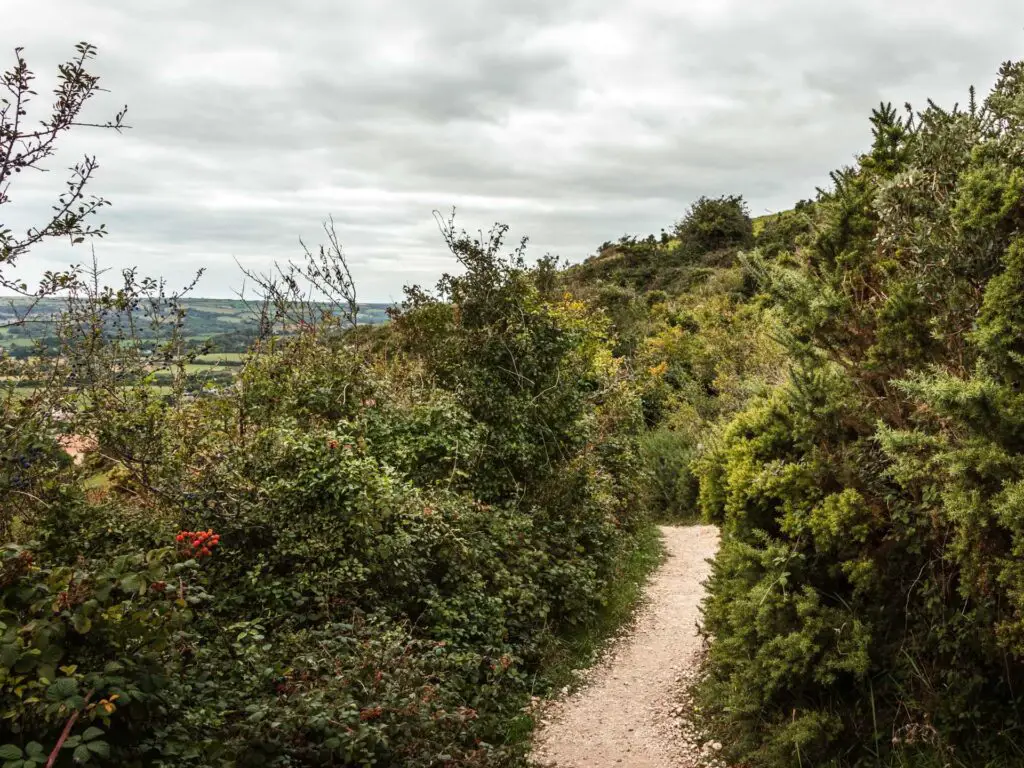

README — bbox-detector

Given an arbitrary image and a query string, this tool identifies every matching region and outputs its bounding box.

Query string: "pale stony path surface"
[531,525,720,768]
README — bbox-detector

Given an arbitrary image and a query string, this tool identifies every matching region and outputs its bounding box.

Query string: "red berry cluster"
[176,529,221,559]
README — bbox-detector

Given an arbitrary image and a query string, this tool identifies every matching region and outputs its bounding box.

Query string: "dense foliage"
[0,48,654,767]
[562,199,786,522]
[674,195,755,258]
[694,63,1024,766]
[1,225,650,766]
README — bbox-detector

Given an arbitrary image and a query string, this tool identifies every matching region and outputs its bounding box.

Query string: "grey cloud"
[4,0,1024,298]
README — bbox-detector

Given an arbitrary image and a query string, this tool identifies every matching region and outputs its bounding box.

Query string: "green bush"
[694,64,1024,767]
[0,534,208,764]
[638,429,699,521]
[1,214,650,765]
[675,194,755,256]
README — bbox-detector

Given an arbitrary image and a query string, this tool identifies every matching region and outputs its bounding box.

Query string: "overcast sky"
[6,1,1023,300]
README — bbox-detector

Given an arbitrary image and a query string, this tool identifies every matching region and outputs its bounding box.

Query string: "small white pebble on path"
[531,525,720,767]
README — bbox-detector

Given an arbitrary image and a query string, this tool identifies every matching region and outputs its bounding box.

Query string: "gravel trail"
[531,525,720,768]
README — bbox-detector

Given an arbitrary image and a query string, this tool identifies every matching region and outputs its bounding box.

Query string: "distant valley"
[0,297,393,357]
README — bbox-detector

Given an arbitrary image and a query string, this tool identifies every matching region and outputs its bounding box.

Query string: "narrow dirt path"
[531,525,720,768]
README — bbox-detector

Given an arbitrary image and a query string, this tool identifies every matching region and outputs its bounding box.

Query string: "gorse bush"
[694,61,1024,766]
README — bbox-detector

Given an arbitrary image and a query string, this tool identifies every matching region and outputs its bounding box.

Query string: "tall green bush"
[1,211,650,765]
[0,47,652,765]
[675,195,755,257]
[695,62,1024,767]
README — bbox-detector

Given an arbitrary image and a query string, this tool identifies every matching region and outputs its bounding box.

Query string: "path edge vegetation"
[690,62,1024,768]
[0,44,669,767]
[542,526,666,699]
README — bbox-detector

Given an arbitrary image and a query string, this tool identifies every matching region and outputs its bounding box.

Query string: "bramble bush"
[1,223,648,765]
[0,48,651,766]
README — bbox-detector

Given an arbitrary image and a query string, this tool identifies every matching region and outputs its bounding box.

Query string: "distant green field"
[181,301,248,315]
[0,330,36,348]
[5,385,40,401]
[0,297,394,358]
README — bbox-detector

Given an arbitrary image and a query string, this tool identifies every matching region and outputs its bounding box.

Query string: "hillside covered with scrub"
[4,42,1024,768]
